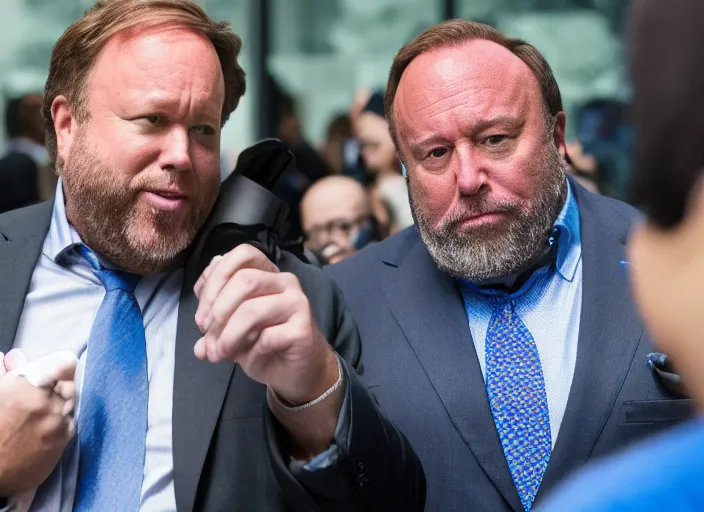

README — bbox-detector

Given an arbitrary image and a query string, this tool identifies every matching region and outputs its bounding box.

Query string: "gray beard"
[410,145,567,282]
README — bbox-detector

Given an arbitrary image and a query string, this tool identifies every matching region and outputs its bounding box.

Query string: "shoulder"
[538,418,704,511]
[0,200,53,240]
[325,226,419,283]
[572,181,642,239]
[0,151,37,170]
[0,152,39,186]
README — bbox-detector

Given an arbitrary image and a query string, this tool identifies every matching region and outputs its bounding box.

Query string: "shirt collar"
[459,178,582,294]
[553,178,581,282]
[44,177,85,264]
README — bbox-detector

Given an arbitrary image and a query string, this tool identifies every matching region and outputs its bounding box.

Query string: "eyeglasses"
[304,215,370,248]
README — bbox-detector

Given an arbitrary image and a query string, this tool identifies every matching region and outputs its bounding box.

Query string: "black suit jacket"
[325,182,696,511]
[0,201,425,512]
[0,151,39,213]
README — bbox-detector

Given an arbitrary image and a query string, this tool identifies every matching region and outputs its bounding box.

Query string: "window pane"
[0,0,255,157]
[268,0,445,145]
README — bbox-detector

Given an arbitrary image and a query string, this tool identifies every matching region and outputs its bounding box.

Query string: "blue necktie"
[485,297,551,511]
[73,245,148,511]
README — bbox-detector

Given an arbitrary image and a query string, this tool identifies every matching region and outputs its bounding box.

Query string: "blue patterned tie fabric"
[486,297,551,511]
[73,245,148,511]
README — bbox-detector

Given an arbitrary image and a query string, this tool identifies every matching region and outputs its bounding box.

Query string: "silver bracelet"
[269,356,344,412]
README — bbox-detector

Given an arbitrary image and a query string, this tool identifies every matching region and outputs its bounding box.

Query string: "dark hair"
[4,97,23,138]
[629,0,704,228]
[385,19,562,144]
[362,92,385,119]
[325,114,352,142]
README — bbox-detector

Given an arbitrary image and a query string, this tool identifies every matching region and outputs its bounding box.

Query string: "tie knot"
[78,245,140,293]
[490,297,514,317]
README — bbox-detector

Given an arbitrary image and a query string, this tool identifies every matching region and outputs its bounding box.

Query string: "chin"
[131,219,192,252]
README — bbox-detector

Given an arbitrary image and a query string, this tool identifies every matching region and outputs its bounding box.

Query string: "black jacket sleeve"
[263,253,426,512]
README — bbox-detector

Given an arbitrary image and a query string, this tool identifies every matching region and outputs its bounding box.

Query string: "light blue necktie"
[73,245,148,511]
[486,297,551,511]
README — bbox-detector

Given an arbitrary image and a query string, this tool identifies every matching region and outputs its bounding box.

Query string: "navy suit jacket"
[325,183,696,511]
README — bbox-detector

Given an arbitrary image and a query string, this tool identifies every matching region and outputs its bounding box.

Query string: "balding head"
[385,19,562,147]
[388,31,568,282]
[301,176,372,263]
[395,39,544,161]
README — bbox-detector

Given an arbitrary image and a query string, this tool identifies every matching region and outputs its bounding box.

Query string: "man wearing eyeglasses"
[301,175,382,264]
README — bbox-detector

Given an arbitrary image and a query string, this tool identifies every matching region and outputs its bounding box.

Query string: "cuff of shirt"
[288,354,351,474]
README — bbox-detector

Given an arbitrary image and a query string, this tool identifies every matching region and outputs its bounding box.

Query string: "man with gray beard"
[325,19,696,512]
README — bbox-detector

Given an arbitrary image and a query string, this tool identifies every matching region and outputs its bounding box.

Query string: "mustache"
[440,196,523,230]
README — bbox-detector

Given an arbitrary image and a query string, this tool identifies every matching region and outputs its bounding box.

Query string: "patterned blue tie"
[486,297,551,511]
[73,245,148,511]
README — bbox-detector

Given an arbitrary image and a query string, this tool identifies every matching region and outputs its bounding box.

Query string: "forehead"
[395,39,543,135]
[302,181,367,222]
[88,24,224,113]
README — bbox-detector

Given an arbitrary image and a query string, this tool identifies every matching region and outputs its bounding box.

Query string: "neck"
[473,241,554,294]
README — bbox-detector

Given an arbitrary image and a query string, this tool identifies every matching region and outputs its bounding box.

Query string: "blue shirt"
[460,180,583,445]
[537,417,704,511]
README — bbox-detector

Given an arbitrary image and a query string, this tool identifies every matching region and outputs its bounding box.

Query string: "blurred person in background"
[301,175,381,264]
[539,0,704,509]
[326,19,696,511]
[268,75,331,242]
[319,113,353,175]
[564,141,600,194]
[356,91,415,232]
[574,98,631,200]
[0,95,51,213]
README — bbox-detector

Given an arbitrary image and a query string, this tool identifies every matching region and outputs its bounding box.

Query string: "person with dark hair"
[320,113,353,175]
[326,18,695,511]
[538,1,704,509]
[267,74,332,242]
[355,91,414,232]
[0,1,425,510]
[0,94,46,213]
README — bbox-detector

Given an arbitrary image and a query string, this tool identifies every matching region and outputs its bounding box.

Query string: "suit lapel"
[382,232,523,511]
[538,187,644,497]
[0,202,54,354]
[172,264,237,512]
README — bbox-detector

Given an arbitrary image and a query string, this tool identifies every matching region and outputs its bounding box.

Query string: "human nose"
[158,126,192,173]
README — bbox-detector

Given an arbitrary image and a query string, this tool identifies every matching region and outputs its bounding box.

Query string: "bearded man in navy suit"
[326,19,696,512]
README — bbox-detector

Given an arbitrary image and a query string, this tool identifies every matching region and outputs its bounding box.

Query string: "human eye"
[190,125,217,136]
[484,134,508,146]
[427,147,449,159]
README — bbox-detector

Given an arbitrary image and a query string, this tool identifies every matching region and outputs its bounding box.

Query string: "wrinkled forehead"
[395,39,543,130]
